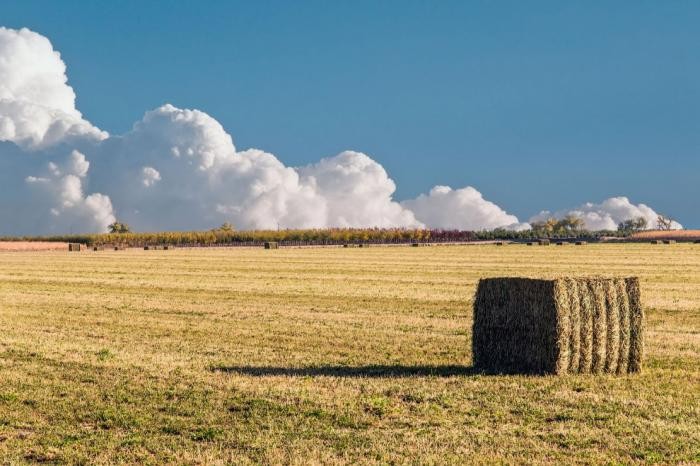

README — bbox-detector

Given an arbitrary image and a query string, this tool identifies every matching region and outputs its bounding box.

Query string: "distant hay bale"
[411,243,420,247]
[650,240,662,245]
[473,277,643,375]
[358,244,370,248]
[663,240,676,245]
[495,242,504,246]
[343,244,359,248]
[526,242,535,246]
[538,239,550,246]
[556,242,568,246]
[93,246,104,251]
[695,240,700,244]
[575,241,587,246]
[264,242,279,250]
[114,246,124,251]
[68,243,81,252]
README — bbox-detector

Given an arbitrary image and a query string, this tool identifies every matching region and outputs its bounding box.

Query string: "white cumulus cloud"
[402,185,530,231]
[23,150,115,233]
[141,167,161,187]
[89,105,418,231]
[530,196,683,231]
[0,27,107,150]
[298,151,421,228]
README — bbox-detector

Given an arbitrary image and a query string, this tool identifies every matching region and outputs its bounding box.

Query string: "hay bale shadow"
[210,364,481,378]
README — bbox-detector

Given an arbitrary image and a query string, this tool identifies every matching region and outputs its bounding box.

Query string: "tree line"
[0,213,678,247]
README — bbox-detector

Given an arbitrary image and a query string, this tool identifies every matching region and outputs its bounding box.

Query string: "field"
[631,230,700,241]
[0,242,69,252]
[0,244,698,464]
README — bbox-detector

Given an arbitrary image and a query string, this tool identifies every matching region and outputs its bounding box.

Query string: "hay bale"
[495,242,504,246]
[538,239,550,246]
[695,240,700,244]
[472,277,643,375]
[68,243,81,252]
[650,240,662,245]
[264,242,279,250]
[575,241,587,246]
[662,240,676,245]
[358,244,370,248]
[556,242,568,246]
[114,246,124,251]
[411,243,420,247]
[526,242,535,246]
[93,246,105,252]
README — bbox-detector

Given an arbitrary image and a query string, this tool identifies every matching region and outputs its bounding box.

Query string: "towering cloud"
[298,151,421,228]
[88,105,420,231]
[0,27,107,150]
[530,197,683,231]
[0,27,683,235]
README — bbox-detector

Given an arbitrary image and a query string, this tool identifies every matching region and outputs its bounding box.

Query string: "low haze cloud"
[0,27,682,234]
[530,196,682,231]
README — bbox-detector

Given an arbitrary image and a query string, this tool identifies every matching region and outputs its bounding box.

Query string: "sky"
[1,1,698,232]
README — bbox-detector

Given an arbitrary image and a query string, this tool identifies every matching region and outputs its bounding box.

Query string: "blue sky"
[4,1,699,227]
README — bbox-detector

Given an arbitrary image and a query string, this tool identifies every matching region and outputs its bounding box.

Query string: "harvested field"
[0,241,69,252]
[632,230,700,241]
[0,244,698,463]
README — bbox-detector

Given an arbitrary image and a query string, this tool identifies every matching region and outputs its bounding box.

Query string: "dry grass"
[0,244,698,463]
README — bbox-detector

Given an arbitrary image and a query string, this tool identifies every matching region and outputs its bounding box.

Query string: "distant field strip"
[0,244,698,463]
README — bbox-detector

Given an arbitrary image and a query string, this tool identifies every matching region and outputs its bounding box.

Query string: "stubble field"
[0,244,698,464]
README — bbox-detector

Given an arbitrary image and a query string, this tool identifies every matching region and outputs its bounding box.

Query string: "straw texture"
[473,277,643,374]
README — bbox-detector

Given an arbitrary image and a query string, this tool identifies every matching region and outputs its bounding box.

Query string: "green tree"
[618,216,648,235]
[108,222,131,234]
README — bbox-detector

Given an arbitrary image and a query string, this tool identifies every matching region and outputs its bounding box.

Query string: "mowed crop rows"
[0,244,698,464]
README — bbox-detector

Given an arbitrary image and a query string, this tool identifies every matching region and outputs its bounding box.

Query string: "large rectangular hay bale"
[473,277,643,374]
[68,243,81,252]
[264,242,279,249]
